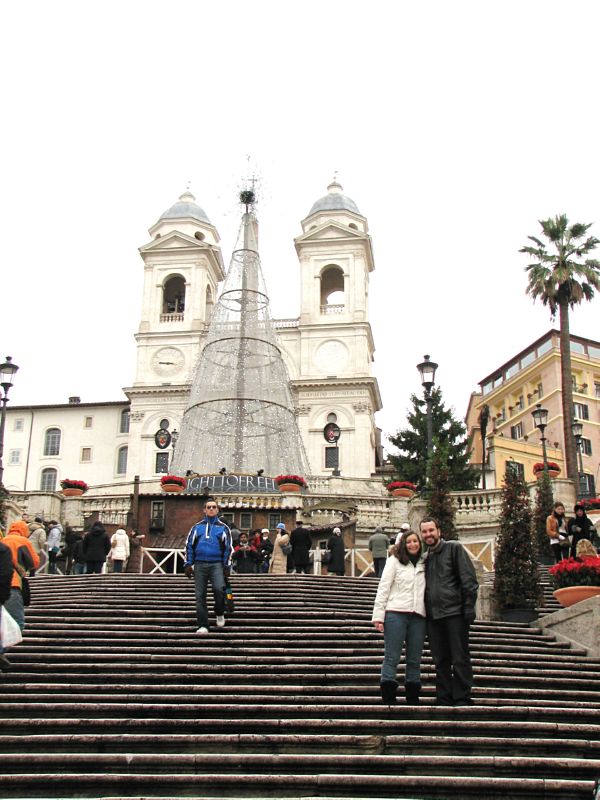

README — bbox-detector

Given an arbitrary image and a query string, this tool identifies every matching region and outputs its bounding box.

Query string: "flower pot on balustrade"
[534,468,560,480]
[390,488,415,498]
[161,484,184,494]
[278,483,302,493]
[62,488,84,497]
[553,586,600,608]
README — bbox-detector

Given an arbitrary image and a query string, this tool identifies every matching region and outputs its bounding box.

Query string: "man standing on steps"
[420,517,479,706]
[184,499,232,635]
[368,526,389,578]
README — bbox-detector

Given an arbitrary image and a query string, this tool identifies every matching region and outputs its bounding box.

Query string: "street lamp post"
[531,403,549,475]
[417,354,438,484]
[0,356,19,490]
[170,429,179,467]
[571,419,586,498]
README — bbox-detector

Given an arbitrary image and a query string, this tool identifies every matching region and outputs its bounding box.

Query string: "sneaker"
[196,627,209,635]
[216,615,225,628]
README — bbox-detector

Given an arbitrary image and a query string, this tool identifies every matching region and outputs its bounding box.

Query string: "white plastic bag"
[1,607,23,648]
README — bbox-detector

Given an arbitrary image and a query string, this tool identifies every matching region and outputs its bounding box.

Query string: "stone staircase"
[1,573,599,799]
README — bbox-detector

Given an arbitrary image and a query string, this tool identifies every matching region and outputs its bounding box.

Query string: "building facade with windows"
[465,330,600,494]
[3,181,382,494]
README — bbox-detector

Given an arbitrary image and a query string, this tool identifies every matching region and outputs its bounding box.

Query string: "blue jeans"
[73,563,86,575]
[193,561,225,629]
[381,611,426,684]
[1,589,25,655]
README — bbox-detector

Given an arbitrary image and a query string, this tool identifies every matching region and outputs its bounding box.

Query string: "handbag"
[1,607,23,648]
[225,582,235,615]
[281,542,292,556]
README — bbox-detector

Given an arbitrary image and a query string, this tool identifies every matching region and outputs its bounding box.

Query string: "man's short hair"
[419,516,440,530]
[203,497,218,507]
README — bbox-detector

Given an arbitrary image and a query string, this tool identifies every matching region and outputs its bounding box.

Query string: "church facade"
[4,181,383,495]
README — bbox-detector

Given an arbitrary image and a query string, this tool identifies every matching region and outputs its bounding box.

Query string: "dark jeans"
[48,548,59,574]
[112,560,124,573]
[373,557,386,578]
[73,563,86,575]
[427,614,473,704]
[551,542,570,563]
[381,611,426,684]
[193,561,225,629]
[86,561,104,574]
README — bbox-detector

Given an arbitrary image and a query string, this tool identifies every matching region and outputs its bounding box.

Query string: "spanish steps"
[1,571,599,799]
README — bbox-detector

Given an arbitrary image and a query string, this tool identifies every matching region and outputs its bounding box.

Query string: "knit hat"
[276,522,286,530]
[8,520,30,538]
[400,523,410,531]
[333,527,341,535]
[261,528,270,534]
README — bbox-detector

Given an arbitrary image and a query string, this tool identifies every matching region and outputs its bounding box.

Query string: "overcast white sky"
[2,1,599,453]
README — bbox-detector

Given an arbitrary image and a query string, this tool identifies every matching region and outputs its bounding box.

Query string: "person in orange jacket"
[1,520,40,668]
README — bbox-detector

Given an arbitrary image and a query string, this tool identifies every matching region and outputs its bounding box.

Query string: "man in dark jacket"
[421,517,479,706]
[290,521,312,574]
[184,498,232,634]
[82,522,111,574]
[232,533,260,574]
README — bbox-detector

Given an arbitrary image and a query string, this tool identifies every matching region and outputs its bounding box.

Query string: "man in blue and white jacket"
[184,499,233,634]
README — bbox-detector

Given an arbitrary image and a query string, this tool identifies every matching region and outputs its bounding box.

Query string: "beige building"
[466,330,600,495]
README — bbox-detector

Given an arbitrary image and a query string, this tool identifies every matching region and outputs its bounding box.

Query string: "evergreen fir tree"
[493,466,541,611]
[426,440,457,540]
[388,387,479,491]
[532,471,554,562]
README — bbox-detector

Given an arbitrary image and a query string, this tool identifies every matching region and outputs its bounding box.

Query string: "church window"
[194,231,205,241]
[325,446,339,469]
[162,275,186,315]
[44,428,61,456]
[84,416,93,429]
[155,452,169,473]
[327,413,338,423]
[117,446,128,474]
[9,449,21,465]
[120,409,130,434]
[348,223,358,230]
[13,418,24,432]
[81,447,92,462]
[320,265,344,312]
[40,467,57,492]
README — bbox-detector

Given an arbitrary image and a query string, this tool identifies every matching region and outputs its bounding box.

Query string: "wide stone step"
[0,770,593,799]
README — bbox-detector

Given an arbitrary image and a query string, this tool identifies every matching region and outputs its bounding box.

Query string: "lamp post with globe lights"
[0,356,19,490]
[571,419,588,498]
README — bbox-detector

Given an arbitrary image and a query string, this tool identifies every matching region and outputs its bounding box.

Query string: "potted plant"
[274,474,307,493]
[532,461,560,480]
[493,466,542,622]
[60,479,88,497]
[386,481,417,498]
[581,497,600,512]
[160,474,187,493]
[549,556,600,607]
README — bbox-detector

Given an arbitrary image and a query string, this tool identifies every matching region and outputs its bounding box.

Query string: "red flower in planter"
[387,481,417,492]
[274,475,307,488]
[160,475,187,488]
[60,479,88,491]
[549,556,600,588]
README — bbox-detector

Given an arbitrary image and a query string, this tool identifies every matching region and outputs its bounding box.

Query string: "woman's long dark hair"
[392,531,423,565]
[553,501,565,520]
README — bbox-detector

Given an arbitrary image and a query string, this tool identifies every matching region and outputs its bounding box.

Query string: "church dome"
[159,190,211,224]
[308,179,360,216]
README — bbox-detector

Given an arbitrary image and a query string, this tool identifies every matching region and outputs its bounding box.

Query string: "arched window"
[120,409,130,434]
[320,265,345,312]
[162,275,186,315]
[117,446,128,475]
[40,467,57,492]
[205,285,214,323]
[44,428,61,456]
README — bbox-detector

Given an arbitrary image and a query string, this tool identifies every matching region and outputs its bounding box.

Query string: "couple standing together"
[372,517,479,706]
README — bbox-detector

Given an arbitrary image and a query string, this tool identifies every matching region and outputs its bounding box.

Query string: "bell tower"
[277,179,382,478]
[124,190,224,479]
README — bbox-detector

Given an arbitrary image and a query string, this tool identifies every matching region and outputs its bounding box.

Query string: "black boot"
[380,680,398,704]
[404,682,421,705]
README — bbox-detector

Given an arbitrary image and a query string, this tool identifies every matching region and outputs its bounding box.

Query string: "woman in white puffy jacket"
[372,530,426,705]
[110,528,130,573]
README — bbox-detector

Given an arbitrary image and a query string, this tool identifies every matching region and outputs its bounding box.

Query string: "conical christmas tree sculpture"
[172,190,310,478]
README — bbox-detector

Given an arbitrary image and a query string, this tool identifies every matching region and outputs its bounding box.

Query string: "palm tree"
[521,215,600,483]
